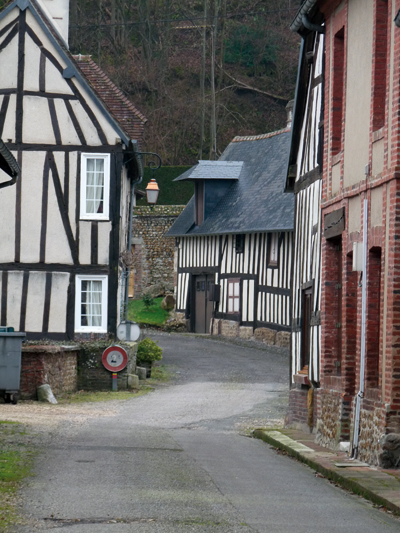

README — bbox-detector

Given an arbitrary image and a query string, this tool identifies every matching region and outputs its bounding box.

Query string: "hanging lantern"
[145,178,160,204]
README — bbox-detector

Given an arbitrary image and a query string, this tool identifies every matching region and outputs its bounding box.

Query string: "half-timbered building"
[285,11,325,426]
[0,0,146,339]
[167,127,294,345]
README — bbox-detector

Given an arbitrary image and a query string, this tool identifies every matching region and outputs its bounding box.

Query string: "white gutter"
[352,198,368,459]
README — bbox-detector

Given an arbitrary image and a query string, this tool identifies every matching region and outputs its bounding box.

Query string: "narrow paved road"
[18,333,400,532]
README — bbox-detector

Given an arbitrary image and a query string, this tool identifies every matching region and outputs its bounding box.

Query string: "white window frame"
[227,278,240,314]
[80,153,110,220]
[75,275,108,333]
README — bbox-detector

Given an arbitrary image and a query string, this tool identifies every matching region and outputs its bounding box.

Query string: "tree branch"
[216,64,289,103]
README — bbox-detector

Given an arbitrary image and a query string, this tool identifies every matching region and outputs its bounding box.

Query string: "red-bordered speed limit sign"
[102,345,128,372]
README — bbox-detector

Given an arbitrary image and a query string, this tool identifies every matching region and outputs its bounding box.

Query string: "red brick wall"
[312,0,399,459]
[20,347,78,399]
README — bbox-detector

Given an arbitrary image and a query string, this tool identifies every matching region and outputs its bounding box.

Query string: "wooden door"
[301,287,312,370]
[194,275,214,333]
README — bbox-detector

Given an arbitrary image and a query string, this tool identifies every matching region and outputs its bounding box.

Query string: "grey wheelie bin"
[0,328,26,404]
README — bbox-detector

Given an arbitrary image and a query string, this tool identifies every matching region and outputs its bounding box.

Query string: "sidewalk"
[253,428,400,515]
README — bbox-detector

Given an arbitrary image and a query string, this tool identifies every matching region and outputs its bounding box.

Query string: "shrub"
[136,338,163,364]
[142,292,155,310]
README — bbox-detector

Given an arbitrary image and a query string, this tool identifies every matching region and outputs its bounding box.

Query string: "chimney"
[36,0,70,46]
[286,99,294,129]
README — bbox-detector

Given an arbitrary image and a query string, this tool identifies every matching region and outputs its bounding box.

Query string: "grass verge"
[127,297,170,326]
[0,422,34,532]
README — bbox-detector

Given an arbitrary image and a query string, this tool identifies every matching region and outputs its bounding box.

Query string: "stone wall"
[212,319,290,347]
[315,390,351,450]
[77,342,137,391]
[20,346,79,399]
[132,206,185,298]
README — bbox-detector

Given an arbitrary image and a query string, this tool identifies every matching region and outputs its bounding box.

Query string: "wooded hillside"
[74,1,300,165]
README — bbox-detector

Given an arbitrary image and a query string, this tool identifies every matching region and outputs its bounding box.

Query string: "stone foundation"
[211,320,289,347]
[315,390,351,450]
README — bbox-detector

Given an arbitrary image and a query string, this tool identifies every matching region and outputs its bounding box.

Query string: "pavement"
[254,427,400,515]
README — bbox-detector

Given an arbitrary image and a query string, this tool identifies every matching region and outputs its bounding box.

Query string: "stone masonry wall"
[20,346,78,399]
[132,206,185,298]
[77,342,137,391]
[211,319,290,348]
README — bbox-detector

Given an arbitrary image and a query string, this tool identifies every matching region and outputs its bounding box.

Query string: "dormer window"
[195,181,204,225]
[235,234,245,254]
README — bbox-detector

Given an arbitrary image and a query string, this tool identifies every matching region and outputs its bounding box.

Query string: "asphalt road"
[17,333,400,532]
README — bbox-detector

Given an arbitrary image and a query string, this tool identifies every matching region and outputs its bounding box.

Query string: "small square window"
[80,154,110,220]
[75,275,108,332]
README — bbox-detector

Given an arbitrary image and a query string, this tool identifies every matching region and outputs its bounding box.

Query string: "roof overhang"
[290,0,319,33]
[174,161,243,182]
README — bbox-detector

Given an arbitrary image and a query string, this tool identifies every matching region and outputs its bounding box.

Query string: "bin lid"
[0,331,26,337]
[0,326,14,332]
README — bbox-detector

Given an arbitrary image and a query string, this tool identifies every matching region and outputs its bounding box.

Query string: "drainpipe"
[352,198,368,459]
[124,142,143,322]
[123,146,162,321]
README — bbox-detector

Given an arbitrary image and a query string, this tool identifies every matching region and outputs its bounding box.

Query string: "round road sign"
[102,345,128,372]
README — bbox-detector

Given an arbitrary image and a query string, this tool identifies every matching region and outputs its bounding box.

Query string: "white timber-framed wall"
[0,1,141,339]
[289,30,324,383]
[175,231,292,333]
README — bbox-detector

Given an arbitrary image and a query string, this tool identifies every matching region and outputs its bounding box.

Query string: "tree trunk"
[209,0,220,160]
[198,0,207,160]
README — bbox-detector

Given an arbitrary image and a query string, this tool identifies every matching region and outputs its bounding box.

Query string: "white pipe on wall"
[352,198,368,459]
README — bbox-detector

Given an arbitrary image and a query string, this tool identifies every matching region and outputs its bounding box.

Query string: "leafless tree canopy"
[68,0,300,165]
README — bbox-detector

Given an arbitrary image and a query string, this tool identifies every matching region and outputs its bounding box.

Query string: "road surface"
[16,333,400,532]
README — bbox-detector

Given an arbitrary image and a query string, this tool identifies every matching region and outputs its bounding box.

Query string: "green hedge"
[137,166,193,206]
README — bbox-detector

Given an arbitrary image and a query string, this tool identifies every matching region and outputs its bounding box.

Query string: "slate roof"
[167,127,294,237]
[174,160,243,181]
[73,55,147,144]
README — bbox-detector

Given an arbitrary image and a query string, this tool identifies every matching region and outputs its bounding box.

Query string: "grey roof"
[174,160,243,181]
[167,128,294,237]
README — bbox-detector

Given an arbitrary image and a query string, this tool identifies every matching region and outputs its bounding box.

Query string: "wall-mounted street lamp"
[145,178,160,204]
[395,9,400,28]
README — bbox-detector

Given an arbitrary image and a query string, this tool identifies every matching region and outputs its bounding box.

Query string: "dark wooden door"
[301,287,312,370]
[194,275,214,333]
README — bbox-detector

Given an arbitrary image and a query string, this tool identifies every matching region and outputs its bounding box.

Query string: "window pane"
[228,283,233,296]
[81,279,102,327]
[228,299,233,313]
[234,299,239,312]
[86,158,105,215]
[234,282,240,297]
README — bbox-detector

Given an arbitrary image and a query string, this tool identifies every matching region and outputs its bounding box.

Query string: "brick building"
[288,0,400,464]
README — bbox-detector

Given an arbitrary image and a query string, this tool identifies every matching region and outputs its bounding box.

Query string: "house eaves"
[290,0,319,33]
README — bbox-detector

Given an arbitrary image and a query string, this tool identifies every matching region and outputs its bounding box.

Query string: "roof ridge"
[232,127,290,143]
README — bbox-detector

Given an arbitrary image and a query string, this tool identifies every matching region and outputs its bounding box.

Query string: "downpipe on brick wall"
[351,198,368,459]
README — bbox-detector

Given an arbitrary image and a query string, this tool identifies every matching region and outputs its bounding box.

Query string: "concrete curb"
[254,429,400,515]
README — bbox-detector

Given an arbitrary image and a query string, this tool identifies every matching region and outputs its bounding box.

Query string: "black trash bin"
[0,328,26,404]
